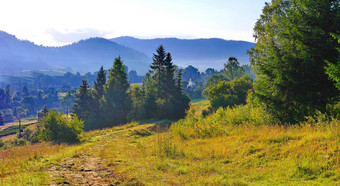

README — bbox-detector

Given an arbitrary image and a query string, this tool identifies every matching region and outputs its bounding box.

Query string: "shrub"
[18,128,40,144]
[39,109,84,143]
[10,138,27,147]
[0,139,4,147]
[170,104,275,139]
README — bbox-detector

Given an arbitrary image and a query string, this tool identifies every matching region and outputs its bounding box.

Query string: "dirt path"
[48,153,119,185]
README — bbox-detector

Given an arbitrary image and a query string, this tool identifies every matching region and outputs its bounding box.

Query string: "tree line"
[72,45,190,130]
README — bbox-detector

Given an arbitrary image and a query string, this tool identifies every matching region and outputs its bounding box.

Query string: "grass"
[0,100,339,185]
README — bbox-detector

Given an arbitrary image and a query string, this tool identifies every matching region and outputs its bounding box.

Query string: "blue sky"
[0,0,270,46]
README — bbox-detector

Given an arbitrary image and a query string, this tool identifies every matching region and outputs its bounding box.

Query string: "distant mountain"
[0,31,255,76]
[111,37,255,70]
[0,31,150,76]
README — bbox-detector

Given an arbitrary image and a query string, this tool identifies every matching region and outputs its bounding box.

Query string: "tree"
[325,34,340,90]
[141,73,157,120]
[100,56,131,127]
[22,86,29,97]
[173,71,190,119]
[249,0,340,123]
[39,109,83,143]
[223,57,245,81]
[207,75,253,111]
[149,45,170,96]
[61,90,76,115]
[5,85,12,108]
[129,85,144,121]
[147,45,190,120]
[0,112,4,126]
[72,79,96,130]
[94,66,106,100]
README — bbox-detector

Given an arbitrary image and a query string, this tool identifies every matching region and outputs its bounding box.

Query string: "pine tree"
[100,56,131,126]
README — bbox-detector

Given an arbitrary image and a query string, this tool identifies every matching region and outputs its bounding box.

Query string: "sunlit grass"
[0,100,339,185]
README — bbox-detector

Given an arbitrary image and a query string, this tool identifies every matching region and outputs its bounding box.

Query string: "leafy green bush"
[170,104,275,139]
[10,138,27,147]
[18,128,40,144]
[206,75,253,111]
[39,109,84,143]
[0,139,4,147]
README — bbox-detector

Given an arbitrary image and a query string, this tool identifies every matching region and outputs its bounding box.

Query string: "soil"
[48,154,120,185]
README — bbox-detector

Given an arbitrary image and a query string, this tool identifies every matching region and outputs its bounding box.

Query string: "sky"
[0,0,270,46]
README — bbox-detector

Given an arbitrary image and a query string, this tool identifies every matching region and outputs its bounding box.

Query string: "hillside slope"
[0,100,338,185]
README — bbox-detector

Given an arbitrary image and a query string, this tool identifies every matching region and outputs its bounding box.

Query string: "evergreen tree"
[249,0,339,123]
[150,45,167,96]
[72,79,95,130]
[173,71,190,119]
[141,73,157,120]
[325,34,340,90]
[100,56,131,126]
[5,85,12,108]
[0,112,4,126]
[146,45,190,120]
[94,66,106,100]
[22,86,29,97]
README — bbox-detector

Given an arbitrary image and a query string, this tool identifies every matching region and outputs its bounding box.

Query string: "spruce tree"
[146,45,190,120]
[100,56,131,126]
[141,73,157,120]
[94,66,106,100]
[72,79,95,130]
[249,0,339,122]
[173,71,190,119]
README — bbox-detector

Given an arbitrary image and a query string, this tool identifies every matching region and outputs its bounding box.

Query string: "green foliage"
[170,104,275,139]
[18,128,40,144]
[60,90,76,114]
[94,66,106,100]
[130,46,190,121]
[72,79,96,130]
[249,0,340,123]
[39,109,84,143]
[207,75,253,111]
[100,56,131,127]
[0,138,4,147]
[223,57,245,81]
[325,33,340,90]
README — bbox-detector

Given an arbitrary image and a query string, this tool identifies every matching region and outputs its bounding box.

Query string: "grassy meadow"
[0,100,339,185]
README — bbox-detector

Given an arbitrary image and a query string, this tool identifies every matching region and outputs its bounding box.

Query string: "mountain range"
[0,31,255,76]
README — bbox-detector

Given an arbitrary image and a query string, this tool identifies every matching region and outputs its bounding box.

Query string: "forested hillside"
[0,0,339,185]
